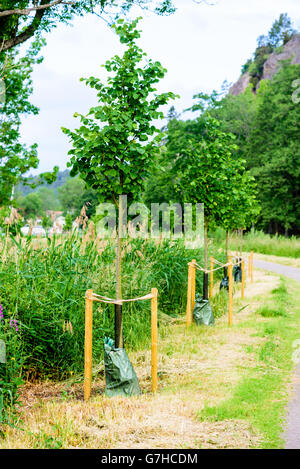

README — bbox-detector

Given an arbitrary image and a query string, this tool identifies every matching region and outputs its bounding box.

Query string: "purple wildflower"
[9,318,19,332]
[0,304,3,322]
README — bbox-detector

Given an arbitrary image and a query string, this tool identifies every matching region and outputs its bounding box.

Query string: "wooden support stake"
[241,259,245,300]
[84,289,93,401]
[186,262,193,326]
[228,256,233,326]
[191,259,196,312]
[151,288,158,393]
[251,251,254,283]
[209,256,214,299]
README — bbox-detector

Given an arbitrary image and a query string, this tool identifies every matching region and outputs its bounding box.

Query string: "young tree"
[217,167,260,260]
[172,114,240,298]
[63,17,176,347]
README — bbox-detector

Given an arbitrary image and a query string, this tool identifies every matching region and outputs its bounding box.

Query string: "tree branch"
[0,0,74,18]
[1,6,46,52]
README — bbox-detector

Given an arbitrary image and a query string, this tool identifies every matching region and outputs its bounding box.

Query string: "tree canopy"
[63,17,176,206]
[0,0,176,53]
[0,37,58,205]
[247,62,300,235]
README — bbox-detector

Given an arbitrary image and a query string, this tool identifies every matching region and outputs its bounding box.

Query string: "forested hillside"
[144,14,300,236]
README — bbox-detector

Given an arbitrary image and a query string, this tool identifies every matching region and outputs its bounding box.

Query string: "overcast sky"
[20,0,300,174]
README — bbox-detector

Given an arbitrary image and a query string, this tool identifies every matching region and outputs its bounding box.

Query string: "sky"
[19,0,300,175]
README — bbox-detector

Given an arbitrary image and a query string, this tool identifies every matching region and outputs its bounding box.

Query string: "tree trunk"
[240,228,243,258]
[284,227,289,238]
[203,218,209,300]
[115,196,124,348]
[225,230,229,261]
[224,230,229,277]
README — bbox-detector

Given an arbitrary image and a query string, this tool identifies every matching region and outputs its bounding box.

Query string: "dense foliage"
[63,18,176,205]
[0,0,176,53]
[0,39,41,205]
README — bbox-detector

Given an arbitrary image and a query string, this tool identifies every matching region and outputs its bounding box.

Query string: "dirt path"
[253,258,300,449]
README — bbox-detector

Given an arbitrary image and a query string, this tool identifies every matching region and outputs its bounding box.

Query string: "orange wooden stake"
[241,259,245,300]
[84,289,93,401]
[228,256,233,326]
[186,262,193,326]
[209,257,214,299]
[191,259,196,312]
[151,288,158,393]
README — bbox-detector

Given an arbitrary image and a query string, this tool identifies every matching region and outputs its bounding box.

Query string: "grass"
[1,269,299,448]
[211,227,300,259]
[0,232,228,423]
[198,278,300,448]
[245,252,300,268]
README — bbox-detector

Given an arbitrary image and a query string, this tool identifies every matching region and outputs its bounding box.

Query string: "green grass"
[257,306,287,318]
[211,227,300,258]
[198,278,300,448]
[0,233,228,377]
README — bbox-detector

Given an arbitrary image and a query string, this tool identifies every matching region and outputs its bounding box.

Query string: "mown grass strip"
[197,278,300,448]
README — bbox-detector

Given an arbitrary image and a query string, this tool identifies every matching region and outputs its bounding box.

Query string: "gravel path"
[253,259,300,282]
[253,258,300,449]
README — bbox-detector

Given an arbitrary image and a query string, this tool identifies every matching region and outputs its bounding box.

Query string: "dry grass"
[0,269,279,449]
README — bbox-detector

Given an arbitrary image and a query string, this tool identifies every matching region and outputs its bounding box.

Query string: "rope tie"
[87,292,155,305]
[189,257,245,274]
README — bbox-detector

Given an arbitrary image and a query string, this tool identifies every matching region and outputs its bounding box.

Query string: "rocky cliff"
[229,34,300,95]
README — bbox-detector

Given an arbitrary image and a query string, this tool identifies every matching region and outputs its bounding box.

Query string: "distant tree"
[57,178,85,214]
[268,13,296,48]
[37,187,61,211]
[19,192,43,219]
[209,89,257,160]
[247,62,300,235]
[42,214,52,229]
[64,213,73,231]
[75,187,99,218]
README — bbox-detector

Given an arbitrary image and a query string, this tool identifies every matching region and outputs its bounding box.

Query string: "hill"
[230,34,300,95]
[17,169,70,196]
